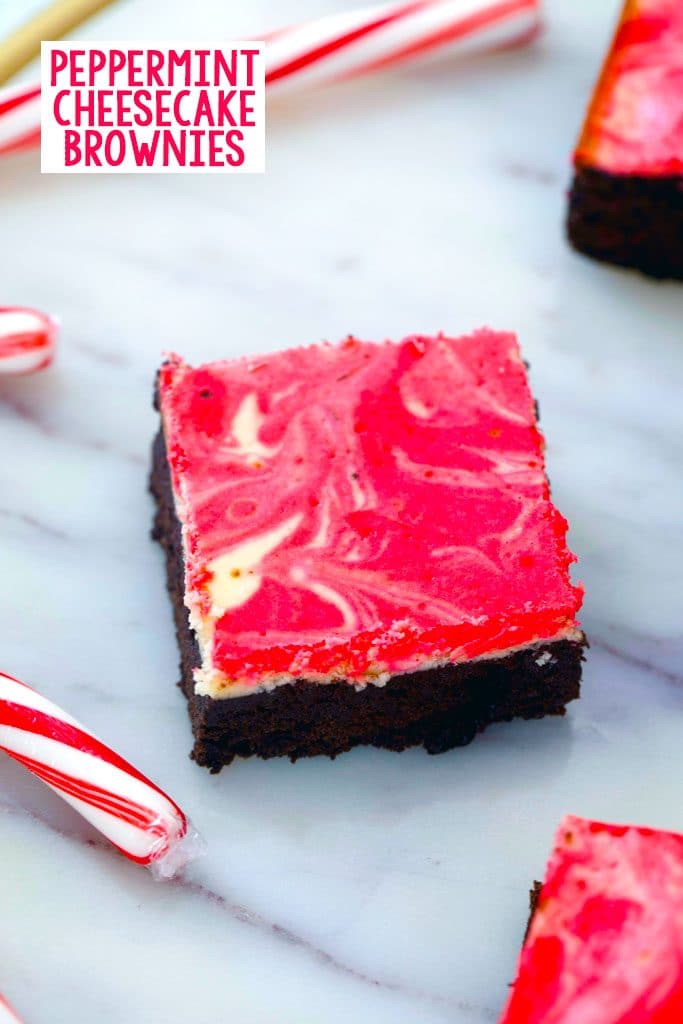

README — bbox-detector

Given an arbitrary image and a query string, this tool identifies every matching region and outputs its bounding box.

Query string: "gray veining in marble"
[1,1,682,1021]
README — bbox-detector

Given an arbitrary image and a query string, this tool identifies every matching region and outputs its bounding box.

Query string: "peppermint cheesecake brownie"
[568,0,683,279]
[151,331,585,770]
[501,815,683,1022]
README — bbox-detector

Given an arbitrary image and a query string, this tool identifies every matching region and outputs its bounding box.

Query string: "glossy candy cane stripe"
[0,307,57,375]
[0,82,40,157]
[0,671,202,878]
[0,0,541,157]
[0,996,24,1024]
[266,0,542,88]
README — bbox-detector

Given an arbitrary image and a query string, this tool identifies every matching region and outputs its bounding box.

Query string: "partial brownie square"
[567,0,683,279]
[151,331,585,770]
[501,815,683,1022]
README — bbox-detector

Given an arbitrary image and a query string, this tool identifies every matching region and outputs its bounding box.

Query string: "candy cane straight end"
[0,306,58,376]
[0,670,203,879]
[0,995,24,1024]
[489,10,544,53]
[149,821,207,881]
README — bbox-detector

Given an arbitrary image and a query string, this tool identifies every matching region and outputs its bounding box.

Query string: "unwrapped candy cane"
[0,671,203,878]
[0,0,541,157]
[0,306,57,375]
[266,0,542,88]
[0,81,40,158]
[0,996,24,1024]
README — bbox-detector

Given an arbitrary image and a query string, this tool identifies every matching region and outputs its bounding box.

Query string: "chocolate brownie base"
[567,166,683,280]
[150,429,585,772]
[525,880,543,941]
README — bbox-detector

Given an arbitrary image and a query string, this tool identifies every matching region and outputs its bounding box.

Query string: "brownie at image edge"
[525,881,543,941]
[150,427,585,772]
[567,166,683,280]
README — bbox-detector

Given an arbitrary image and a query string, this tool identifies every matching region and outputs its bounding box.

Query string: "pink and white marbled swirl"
[158,332,582,697]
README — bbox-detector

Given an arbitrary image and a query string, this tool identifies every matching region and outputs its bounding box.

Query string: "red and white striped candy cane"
[0,81,40,158]
[0,996,24,1024]
[0,0,541,157]
[0,307,57,375]
[266,0,541,88]
[0,671,203,878]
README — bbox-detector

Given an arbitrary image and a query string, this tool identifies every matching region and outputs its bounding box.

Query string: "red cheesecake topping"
[501,815,683,1023]
[575,0,683,176]
[158,332,582,697]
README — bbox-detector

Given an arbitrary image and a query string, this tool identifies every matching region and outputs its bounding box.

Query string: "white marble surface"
[1,1,683,1021]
